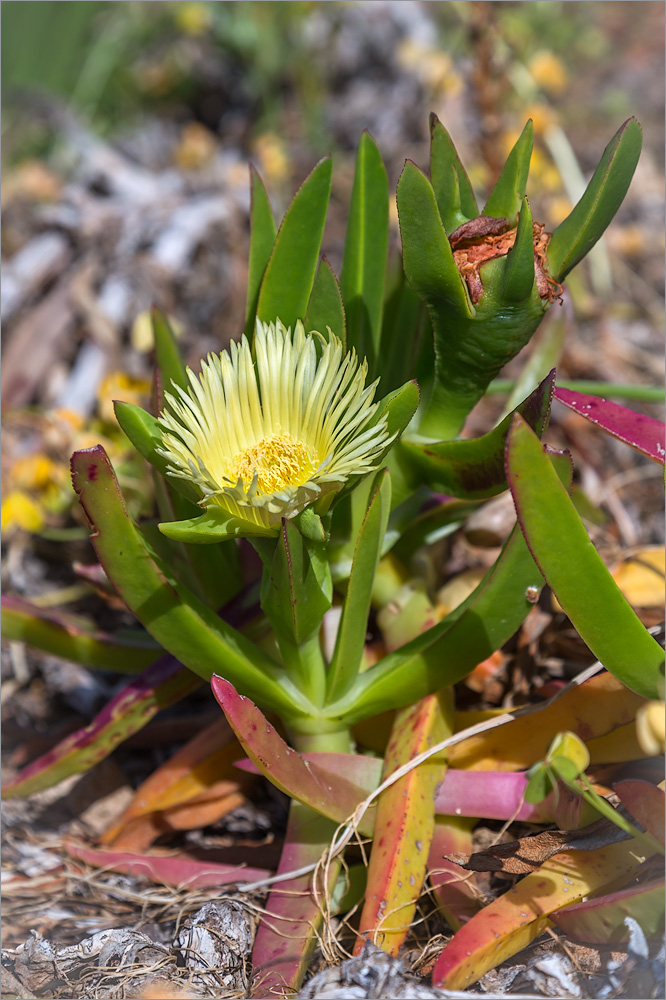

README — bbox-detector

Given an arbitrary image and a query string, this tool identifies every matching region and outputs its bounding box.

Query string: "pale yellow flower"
[158,320,392,528]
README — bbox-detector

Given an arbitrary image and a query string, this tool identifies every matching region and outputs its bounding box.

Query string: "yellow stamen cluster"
[228,432,318,495]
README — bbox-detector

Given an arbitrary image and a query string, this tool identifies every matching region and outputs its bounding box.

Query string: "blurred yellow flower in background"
[527,49,569,96]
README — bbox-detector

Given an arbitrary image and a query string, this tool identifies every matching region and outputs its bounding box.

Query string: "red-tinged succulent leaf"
[2,657,201,799]
[613,779,665,846]
[551,879,666,944]
[432,839,657,990]
[449,672,646,771]
[251,801,339,999]
[355,692,453,956]
[1,594,160,673]
[236,751,383,794]
[428,816,481,930]
[554,386,665,465]
[103,720,250,848]
[108,788,248,853]
[435,769,562,824]
[211,677,376,835]
[65,841,270,888]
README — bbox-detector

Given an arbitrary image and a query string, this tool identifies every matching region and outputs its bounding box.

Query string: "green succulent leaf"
[327,518,552,726]
[245,165,277,337]
[340,130,389,374]
[399,370,554,499]
[483,120,534,219]
[305,256,347,348]
[547,118,642,282]
[261,518,332,648]
[256,156,333,331]
[114,401,199,504]
[429,113,478,231]
[158,506,277,543]
[503,197,536,302]
[326,469,391,703]
[379,254,429,396]
[151,308,188,394]
[506,413,664,699]
[397,159,471,320]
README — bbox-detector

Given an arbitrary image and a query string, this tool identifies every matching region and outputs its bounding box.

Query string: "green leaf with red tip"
[158,505,277,544]
[2,656,201,799]
[356,691,453,956]
[614,779,665,847]
[66,840,270,888]
[503,197,535,302]
[256,157,332,330]
[1,594,160,673]
[250,801,339,998]
[327,469,391,702]
[245,165,277,338]
[151,308,188,393]
[548,118,642,282]
[482,120,534,219]
[340,131,389,373]
[550,879,665,944]
[505,414,665,699]
[304,256,346,347]
[432,839,657,990]
[429,113,478,232]
[70,446,310,720]
[211,676,376,835]
[398,369,554,499]
[554,386,665,464]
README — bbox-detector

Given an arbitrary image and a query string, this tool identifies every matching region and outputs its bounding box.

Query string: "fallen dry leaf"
[444,818,629,875]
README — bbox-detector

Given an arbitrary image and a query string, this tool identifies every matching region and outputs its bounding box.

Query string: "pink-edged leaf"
[433,839,656,990]
[550,879,665,944]
[434,769,588,826]
[65,841,270,888]
[428,817,481,929]
[211,676,376,835]
[554,386,665,465]
[251,801,338,998]
[613,779,665,847]
[235,760,588,826]
[355,692,452,956]
[2,657,201,798]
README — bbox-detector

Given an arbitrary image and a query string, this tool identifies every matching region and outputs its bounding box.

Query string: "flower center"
[229,433,318,494]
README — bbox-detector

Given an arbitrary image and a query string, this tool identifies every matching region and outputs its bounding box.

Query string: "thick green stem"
[278,631,328,709]
[289,726,355,755]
